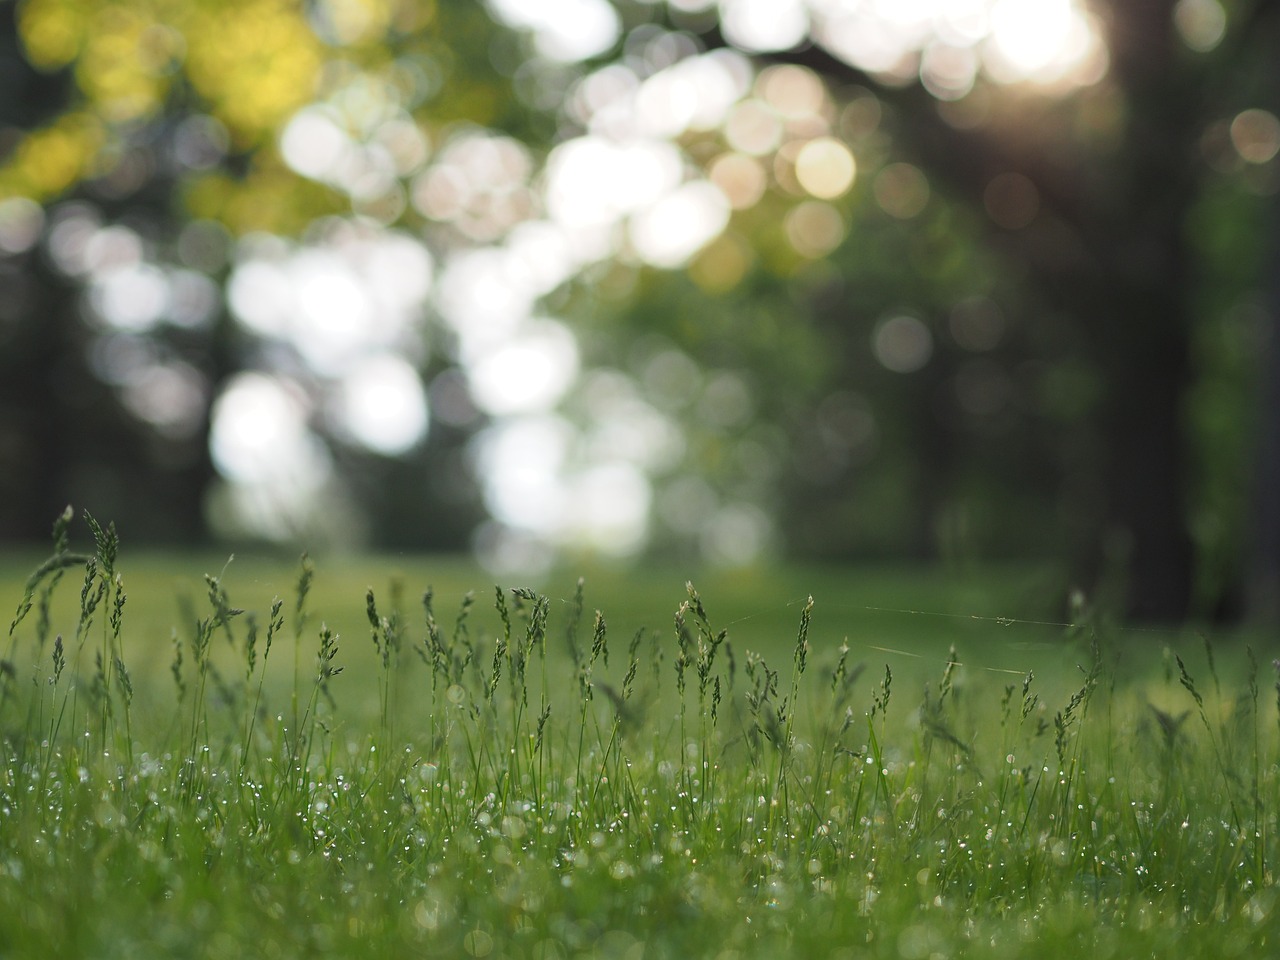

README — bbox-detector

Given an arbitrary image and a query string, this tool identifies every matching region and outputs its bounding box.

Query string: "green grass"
[1,511,1277,958]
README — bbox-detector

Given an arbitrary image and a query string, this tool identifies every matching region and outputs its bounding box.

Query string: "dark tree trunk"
[1082,263,1194,621]
[1073,0,1197,619]
[1252,196,1280,621]
[1246,4,1280,622]
[0,252,82,542]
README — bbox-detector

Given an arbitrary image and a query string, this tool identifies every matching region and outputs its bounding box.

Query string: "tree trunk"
[1075,0,1197,619]
[1251,210,1280,621]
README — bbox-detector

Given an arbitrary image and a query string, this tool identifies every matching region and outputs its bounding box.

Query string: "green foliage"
[1,0,1276,625]
[1,517,1278,956]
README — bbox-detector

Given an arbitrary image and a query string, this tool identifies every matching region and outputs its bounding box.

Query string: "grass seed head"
[245,611,259,678]
[794,597,813,676]
[871,664,892,718]
[51,634,65,684]
[1177,655,1204,709]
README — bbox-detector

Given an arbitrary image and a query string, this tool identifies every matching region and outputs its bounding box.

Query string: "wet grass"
[0,511,1277,958]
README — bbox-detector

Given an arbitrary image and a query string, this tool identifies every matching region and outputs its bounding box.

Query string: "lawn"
[0,513,1275,958]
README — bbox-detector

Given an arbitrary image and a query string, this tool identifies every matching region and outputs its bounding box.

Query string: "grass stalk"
[3,513,1278,959]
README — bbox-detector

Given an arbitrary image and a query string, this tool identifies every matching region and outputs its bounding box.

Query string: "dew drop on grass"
[463,929,494,958]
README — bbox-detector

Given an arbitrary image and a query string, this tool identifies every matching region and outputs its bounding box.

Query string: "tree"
[1,0,1275,621]
[687,0,1279,619]
[0,0,502,548]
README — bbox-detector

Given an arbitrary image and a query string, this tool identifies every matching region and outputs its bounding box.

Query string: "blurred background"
[0,0,1276,623]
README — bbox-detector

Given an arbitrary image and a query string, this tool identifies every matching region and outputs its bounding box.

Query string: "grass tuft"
[0,514,1276,957]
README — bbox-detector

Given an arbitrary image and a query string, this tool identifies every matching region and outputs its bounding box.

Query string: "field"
[1,514,1277,957]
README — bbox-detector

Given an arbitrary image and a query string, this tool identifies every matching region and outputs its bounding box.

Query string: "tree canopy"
[1,0,1276,621]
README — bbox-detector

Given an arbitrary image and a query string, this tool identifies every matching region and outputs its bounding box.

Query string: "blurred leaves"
[0,0,1275,619]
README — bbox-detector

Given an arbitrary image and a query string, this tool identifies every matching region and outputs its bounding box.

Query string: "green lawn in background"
[0,538,1275,958]
[1,544,1085,687]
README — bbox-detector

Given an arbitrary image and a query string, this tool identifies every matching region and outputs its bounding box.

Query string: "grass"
[0,509,1277,958]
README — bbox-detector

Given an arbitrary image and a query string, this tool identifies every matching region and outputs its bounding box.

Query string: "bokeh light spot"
[1173,0,1227,53]
[486,0,621,62]
[874,163,930,219]
[720,0,809,53]
[983,171,1040,229]
[334,354,429,456]
[984,0,1107,86]
[794,137,857,199]
[701,502,770,566]
[1230,109,1280,165]
[173,115,230,172]
[724,99,784,156]
[629,181,731,269]
[873,315,933,373]
[756,64,826,119]
[641,348,703,411]
[121,361,207,440]
[708,152,767,210]
[949,296,1007,352]
[90,263,170,332]
[785,200,847,258]
[699,371,753,430]
[469,319,580,416]
[566,462,652,555]
[18,0,82,70]
[545,136,683,233]
[210,373,329,486]
[280,107,352,182]
[839,91,883,140]
[45,203,103,276]
[474,414,573,535]
[0,198,45,254]
[166,269,221,329]
[817,390,877,458]
[920,42,978,101]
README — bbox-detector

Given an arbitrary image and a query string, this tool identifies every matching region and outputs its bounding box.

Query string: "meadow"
[0,510,1276,958]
